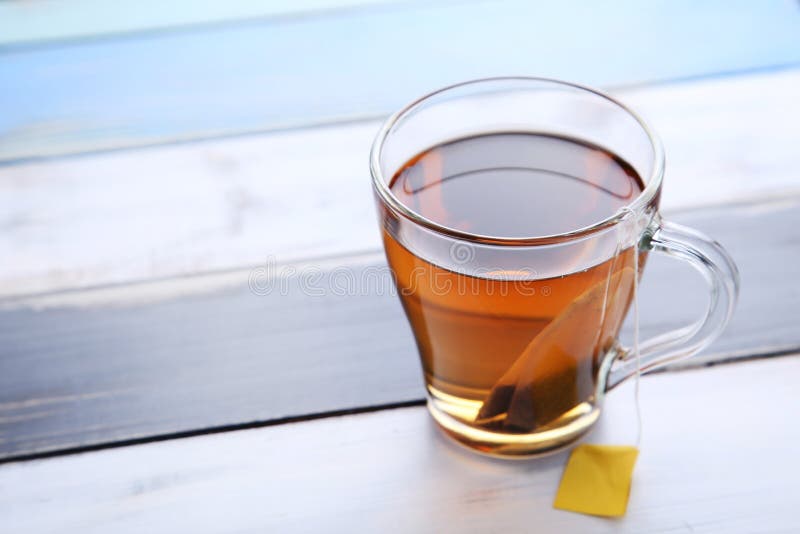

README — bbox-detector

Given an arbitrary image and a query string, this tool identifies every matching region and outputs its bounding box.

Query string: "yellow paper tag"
[553,444,639,517]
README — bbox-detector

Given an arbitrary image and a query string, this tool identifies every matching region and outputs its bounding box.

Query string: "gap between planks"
[1,350,797,467]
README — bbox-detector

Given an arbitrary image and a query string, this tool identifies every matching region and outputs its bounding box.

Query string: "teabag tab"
[554,444,639,517]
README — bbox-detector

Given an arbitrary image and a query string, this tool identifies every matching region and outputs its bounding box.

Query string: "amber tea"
[382,133,645,454]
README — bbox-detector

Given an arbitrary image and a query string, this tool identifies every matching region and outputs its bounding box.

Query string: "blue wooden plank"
[1,0,799,162]
[0,0,402,47]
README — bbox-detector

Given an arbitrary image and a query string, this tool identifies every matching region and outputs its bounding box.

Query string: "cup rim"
[369,76,665,246]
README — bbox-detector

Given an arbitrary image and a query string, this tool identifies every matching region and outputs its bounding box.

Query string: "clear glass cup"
[370,77,739,457]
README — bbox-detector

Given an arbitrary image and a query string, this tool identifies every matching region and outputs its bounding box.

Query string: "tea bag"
[555,228,644,518]
[476,266,635,431]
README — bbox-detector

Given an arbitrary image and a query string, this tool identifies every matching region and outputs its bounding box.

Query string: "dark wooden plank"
[0,196,798,460]
[2,0,800,162]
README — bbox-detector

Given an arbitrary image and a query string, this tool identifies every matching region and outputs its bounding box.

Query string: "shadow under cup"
[370,78,739,457]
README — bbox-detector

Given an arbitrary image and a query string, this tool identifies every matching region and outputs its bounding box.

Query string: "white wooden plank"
[1,69,799,298]
[0,356,797,533]
[0,0,400,47]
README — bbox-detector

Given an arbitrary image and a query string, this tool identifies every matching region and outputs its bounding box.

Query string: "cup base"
[427,394,600,458]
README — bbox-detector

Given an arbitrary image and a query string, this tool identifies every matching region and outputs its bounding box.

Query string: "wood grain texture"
[0,196,798,460]
[2,69,799,298]
[1,0,799,161]
[1,355,798,533]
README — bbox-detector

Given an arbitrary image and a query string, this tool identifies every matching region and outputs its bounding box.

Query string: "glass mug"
[370,78,739,457]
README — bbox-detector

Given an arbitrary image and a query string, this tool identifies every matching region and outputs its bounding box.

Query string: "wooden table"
[1,2,799,532]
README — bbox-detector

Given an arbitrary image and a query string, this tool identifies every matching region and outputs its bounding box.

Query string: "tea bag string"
[632,228,642,448]
[618,207,643,448]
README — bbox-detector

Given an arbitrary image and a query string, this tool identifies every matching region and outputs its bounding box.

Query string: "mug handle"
[605,219,740,390]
